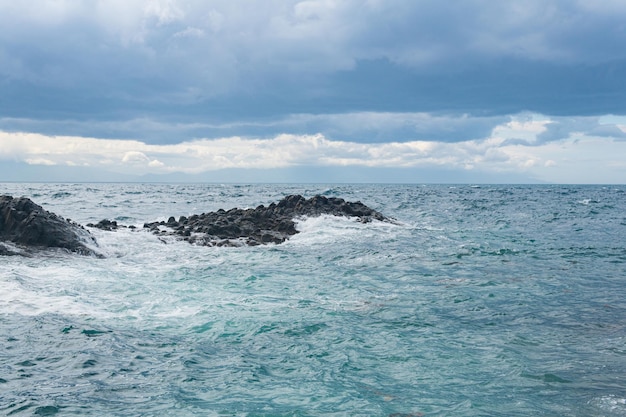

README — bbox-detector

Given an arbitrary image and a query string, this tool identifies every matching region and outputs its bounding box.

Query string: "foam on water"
[589,396,626,416]
[290,214,404,247]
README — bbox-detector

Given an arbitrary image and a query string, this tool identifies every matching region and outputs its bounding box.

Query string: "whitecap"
[589,395,626,415]
[289,214,403,247]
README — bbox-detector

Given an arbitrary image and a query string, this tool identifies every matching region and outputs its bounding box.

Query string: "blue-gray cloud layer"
[1,0,626,143]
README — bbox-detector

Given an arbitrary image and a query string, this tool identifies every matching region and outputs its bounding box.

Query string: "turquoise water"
[1,184,625,416]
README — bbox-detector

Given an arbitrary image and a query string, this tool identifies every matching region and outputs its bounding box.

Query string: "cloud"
[2,0,626,126]
[0,112,509,144]
[148,159,165,168]
[0,130,499,174]
[2,1,622,72]
[121,151,163,168]
[2,112,626,184]
[122,151,150,163]
[506,116,626,144]
[24,158,56,166]
[1,1,626,184]
[5,111,624,148]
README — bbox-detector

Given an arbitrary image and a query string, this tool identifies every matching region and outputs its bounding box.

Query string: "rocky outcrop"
[139,194,389,246]
[1,194,389,255]
[0,195,99,256]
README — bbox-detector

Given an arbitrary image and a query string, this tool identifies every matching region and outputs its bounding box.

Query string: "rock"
[86,219,120,231]
[0,195,100,256]
[1,194,390,256]
[0,242,21,256]
[140,194,389,247]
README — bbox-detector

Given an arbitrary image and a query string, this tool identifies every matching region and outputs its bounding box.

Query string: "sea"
[1,183,625,416]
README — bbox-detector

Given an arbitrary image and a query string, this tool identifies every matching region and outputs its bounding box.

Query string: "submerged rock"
[140,194,389,247]
[86,219,120,231]
[0,195,99,256]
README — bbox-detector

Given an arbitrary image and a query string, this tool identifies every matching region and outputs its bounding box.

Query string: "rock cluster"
[122,194,386,246]
[0,195,99,256]
[1,194,389,255]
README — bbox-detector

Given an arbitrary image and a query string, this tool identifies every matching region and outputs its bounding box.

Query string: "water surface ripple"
[1,184,625,416]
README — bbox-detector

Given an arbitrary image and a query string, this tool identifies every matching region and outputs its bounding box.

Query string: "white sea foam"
[589,395,626,414]
[0,262,111,317]
[0,225,223,320]
[578,198,599,205]
[290,214,403,247]
[88,227,172,258]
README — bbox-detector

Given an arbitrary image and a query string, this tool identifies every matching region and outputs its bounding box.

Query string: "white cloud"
[173,26,205,39]
[545,160,557,167]
[122,151,150,163]
[144,0,184,25]
[148,159,165,168]
[500,136,626,183]
[24,158,56,166]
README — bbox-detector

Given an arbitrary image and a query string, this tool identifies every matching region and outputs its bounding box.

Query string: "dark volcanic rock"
[0,195,99,256]
[0,243,21,256]
[86,219,120,231]
[1,194,389,256]
[141,194,389,247]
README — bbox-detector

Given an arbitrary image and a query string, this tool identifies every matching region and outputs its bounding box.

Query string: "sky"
[1,0,626,183]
